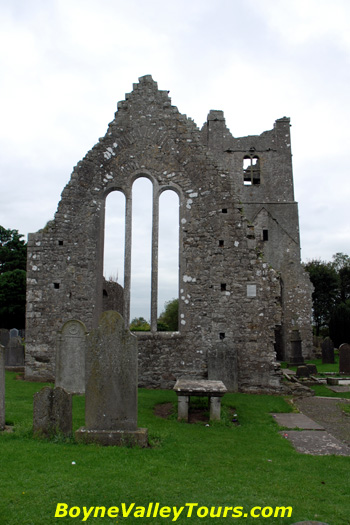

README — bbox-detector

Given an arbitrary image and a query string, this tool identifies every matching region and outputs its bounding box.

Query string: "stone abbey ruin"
[25,75,313,393]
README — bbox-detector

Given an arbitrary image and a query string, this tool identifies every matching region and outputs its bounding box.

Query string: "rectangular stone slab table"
[173,379,227,421]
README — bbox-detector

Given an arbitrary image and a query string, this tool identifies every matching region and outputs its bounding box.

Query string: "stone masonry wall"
[25,75,312,391]
[201,111,313,361]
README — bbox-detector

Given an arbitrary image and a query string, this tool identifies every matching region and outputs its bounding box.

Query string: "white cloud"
[1,0,350,317]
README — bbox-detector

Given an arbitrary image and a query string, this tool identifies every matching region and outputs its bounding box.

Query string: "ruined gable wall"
[26,75,283,391]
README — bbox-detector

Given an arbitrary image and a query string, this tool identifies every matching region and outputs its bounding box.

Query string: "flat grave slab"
[326,385,350,393]
[173,379,227,396]
[281,430,350,456]
[271,413,324,430]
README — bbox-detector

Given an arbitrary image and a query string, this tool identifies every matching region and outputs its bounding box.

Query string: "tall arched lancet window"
[103,177,180,332]
[158,190,180,330]
[130,177,153,327]
[104,190,125,285]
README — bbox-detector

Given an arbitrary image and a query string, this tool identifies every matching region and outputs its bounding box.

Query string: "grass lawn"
[282,355,341,375]
[1,372,349,525]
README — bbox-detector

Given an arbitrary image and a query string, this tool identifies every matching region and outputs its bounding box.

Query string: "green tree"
[330,253,350,302]
[330,252,350,272]
[129,317,150,331]
[157,298,179,331]
[0,269,26,328]
[329,301,350,348]
[0,226,27,272]
[304,259,339,336]
[0,226,27,329]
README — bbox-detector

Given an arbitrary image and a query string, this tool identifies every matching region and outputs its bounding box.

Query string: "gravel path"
[294,396,350,447]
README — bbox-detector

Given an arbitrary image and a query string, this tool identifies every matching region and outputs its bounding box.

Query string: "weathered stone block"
[306,363,318,375]
[327,377,339,386]
[33,386,72,437]
[75,427,148,447]
[296,365,310,378]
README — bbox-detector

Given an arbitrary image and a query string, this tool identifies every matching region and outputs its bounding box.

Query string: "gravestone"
[0,329,9,349]
[288,328,304,366]
[33,386,72,437]
[306,363,318,375]
[5,336,24,367]
[9,328,19,339]
[339,343,350,375]
[321,337,334,364]
[296,365,310,378]
[327,377,339,386]
[75,311,148,446]
[208,342,237,391]
[55,320,87,394]
[0,345,5,430]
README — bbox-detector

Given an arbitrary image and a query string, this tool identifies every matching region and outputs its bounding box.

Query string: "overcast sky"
[1,0,349,319]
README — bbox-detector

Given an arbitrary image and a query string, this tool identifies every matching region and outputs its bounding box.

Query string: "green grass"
[283,356,341,374]
[309,384,350,398]
[1,372,350,524]
[282,355,350,399]
[338,403,350,415]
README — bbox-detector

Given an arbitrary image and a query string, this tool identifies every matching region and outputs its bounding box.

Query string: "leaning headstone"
[321,337,335,364]
[0,345,5,430]
[33,386,72,437]
[55,320,87,394]
[5,336,24,367]
[76,311,148,446]
[339,343,350,375]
